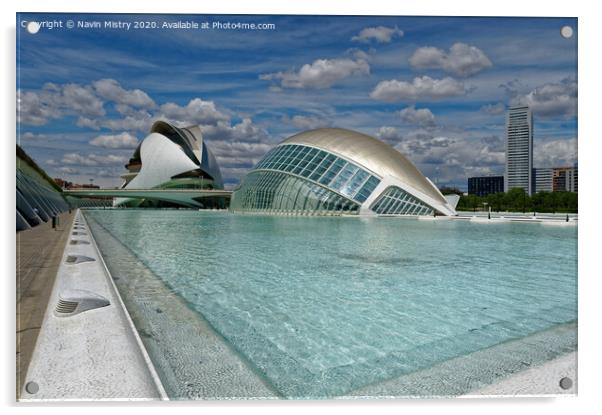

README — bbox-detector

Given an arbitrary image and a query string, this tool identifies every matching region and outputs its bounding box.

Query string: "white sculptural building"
[116,121,224,208]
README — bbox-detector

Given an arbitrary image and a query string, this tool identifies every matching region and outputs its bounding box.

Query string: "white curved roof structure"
[282,128,448,206]
[116,121,224,208]
[231,128,457,216]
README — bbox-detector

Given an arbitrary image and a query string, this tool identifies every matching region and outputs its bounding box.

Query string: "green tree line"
[453,188,577,213]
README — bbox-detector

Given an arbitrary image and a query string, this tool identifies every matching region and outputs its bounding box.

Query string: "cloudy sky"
[17,14,577,189]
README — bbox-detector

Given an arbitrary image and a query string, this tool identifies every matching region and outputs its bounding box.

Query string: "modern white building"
[116,121,224,208]
[505,106,533,195]
[534,168,553,193]
[231,128,457,216]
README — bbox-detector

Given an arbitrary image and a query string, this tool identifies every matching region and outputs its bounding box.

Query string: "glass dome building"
[231,128,457,216]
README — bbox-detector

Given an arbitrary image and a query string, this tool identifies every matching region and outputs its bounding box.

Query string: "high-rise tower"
[505,106,533,195]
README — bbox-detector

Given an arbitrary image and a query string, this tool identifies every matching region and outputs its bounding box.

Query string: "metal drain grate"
[54,290,110,317]
[65,255,96,264]
[72,231,88,236]
[70,240,90,245]
[55,299,79,314]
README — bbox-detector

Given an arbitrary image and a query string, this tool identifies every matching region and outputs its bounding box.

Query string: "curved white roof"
[281,128,447,205]
[150,121,223,188]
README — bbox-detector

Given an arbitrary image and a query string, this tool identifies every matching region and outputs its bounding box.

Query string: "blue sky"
[17,13,577,189]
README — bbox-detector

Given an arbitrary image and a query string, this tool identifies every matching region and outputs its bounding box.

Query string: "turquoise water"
[85,210,577,397]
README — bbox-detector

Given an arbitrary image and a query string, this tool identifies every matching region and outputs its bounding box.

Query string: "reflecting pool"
[84,210,577,398]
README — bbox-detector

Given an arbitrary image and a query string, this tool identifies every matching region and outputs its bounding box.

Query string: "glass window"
[330,164,357,191]
[369,186,434,216]
[318,159,344,185]
[231,170,361,215]
[249,144,383,207]
[341,169,368,198]
[309,163,329,181]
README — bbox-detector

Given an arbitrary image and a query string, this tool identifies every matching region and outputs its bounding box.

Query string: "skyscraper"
[505,106,533,195]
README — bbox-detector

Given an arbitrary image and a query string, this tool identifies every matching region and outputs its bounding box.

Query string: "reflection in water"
[85,210,577,398]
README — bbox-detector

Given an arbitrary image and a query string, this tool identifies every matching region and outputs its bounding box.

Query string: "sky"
[16,13,578,189]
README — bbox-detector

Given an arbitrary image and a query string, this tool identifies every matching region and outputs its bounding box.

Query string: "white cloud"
[96,168,121,178]
[159,98,229,126]
[351,26,403,43]
[404,133,505,185]
[205,139,274,182]
[370,76,466,102]
[75,117,101,130]
[375,126,506,186]
[376,127,454,153]
[210,141,273,163]
[346,48,372,61]
[201,118,268,143]
[89,132,139,149]
[512,78,577,118]
[480,102,506,115]
[57,166,80,174]
[18,79,160,128]
[104,114,154,132]
[375,126,402,145]
[59,83,105,117]
[93,79,155,108]
[21,132,48,142]
[283,115,332,130]
[260,58,369,89]
[77,111,154,132]
[17,90,62,125]
[17,83,105,126]
[61,153,128,167]
[534,137,577,167]
[498,79,528,99]
[399,105,436,127]
[409,43,492,77]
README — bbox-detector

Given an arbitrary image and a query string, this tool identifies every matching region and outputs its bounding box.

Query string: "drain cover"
[70,240,90,245]
[54,289,110,317]
[65,255,96,264]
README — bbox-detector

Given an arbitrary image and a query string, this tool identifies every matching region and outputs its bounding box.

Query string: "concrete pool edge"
[19,209,169,401]
[342,322,576,398]
[466,351,577,396]
[85,210,169,401]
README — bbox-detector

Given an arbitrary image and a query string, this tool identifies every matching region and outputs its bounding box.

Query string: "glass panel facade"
[230,171,360,215]
[370,186,434,216]
[252,144,380,203]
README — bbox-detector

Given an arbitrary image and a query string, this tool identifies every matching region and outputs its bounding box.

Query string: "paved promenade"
[16,210,74,398]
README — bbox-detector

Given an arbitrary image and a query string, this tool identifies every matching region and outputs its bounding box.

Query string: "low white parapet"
[20,210,168,401]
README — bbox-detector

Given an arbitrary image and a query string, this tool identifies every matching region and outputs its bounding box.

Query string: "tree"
[504,188,526,211]
[457,189,577,213]
[485,192,504,212]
